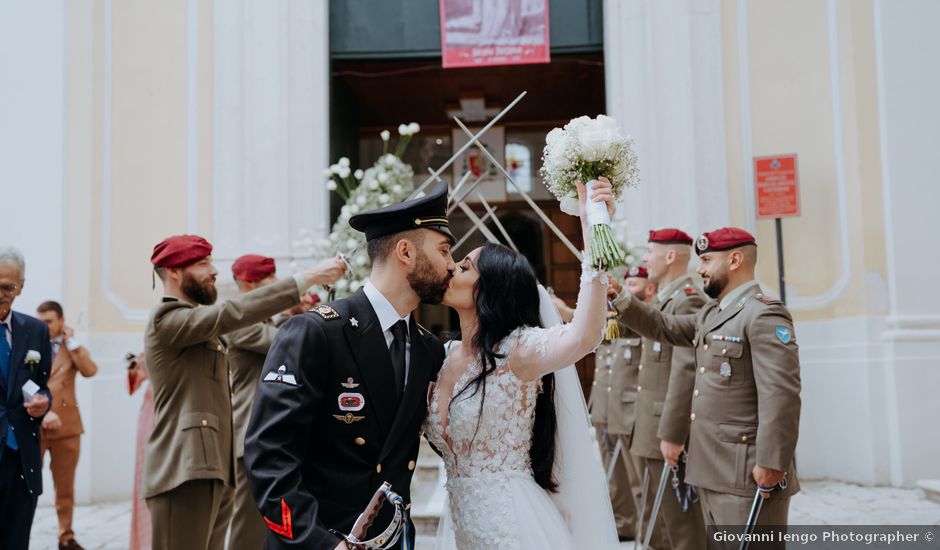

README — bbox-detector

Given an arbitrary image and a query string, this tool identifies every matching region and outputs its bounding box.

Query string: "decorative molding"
[187,0,199,232]
[737,0,852,311]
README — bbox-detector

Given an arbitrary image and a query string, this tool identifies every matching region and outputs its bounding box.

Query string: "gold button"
[354,437,366,446]
[741,435,748,442]
[592,381,597,386]
[722,348,727,355]
[408,460,416,471]
[637,385,642,392]
[703,344,709,351]
[690,413,696,421]
[693,389,699,397]
[217,344,223,351]
[699,367,705,374]
[201,420,208,426]
[638,364,643,371]
[607,387,612,392]
[376,464,382,474]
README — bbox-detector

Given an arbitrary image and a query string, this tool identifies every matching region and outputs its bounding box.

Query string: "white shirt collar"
[0,311,11,328]
[363,279,411,334]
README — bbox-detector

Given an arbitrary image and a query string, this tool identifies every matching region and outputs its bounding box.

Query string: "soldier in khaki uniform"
[629,229,707,550]
[613,227,800,528]
[592,269,655,541]
[225,254,312,550]
[144,235,346,550]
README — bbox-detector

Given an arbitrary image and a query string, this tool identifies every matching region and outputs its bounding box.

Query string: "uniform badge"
[684,287,696,296]
[696,235,709,252]
[338,392,365,411]
[719,362,732,377]
[341,377,360,389]
[263,365,298,386]
[333,413,365,424]
[776,326,792,344]
[653,342,662,353]
[349,317,359,328]
[312,304,340,320]
[623,348,632,360]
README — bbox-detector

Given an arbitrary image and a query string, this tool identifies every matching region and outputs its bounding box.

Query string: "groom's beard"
[407,251,452,305]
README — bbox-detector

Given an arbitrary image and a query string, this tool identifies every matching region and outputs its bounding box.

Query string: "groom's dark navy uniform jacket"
[246,183,452,550]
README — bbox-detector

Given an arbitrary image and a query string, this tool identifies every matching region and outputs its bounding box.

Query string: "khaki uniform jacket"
[630,277,706,459]
[41,342,97,440]
[614,282,801,497]
[590,319,642,435]
[142,278,300,498]
[227,316,286,459]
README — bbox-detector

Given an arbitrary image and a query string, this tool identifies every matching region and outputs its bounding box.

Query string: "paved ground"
[29,480,940,549]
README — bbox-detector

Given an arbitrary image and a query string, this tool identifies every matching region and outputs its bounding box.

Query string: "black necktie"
[389,320,408,399]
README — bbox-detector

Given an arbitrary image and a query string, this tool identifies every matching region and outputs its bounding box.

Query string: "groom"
[246,182,456,549]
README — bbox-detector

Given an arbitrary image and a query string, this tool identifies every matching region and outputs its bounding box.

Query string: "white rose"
[26,350,41,364]
[330,164,342,175]
[338,157,350,168]
[354,169,364,180]
[340,205,351,217]
[346,238,358,250]
[578,125,612,162]
[322,168,333,178]
[356,195,367,207]
[367,179,380,190]
[377,173,389,184]
[545,127,565,147]
[383,155,397,167]
[408,122,420,134]
[380,130,391,141]
[380,194,391,205]
[326,180,337,191]
[391,184,403,195]
[349,204,360,214]
[398,124,409,135]
[338,166,351,179]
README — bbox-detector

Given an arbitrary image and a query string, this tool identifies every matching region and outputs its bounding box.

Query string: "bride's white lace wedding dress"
[424,263,620,549]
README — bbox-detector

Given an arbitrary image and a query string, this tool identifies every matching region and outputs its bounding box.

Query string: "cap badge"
[696,235,709,252]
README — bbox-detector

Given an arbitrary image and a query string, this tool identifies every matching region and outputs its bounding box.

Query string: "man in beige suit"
[225,254,314,550]
[593,269,655,542]
[144,235,346,550]
[613,227,801,528]
[629,229,707,550]
[36,300,98,550]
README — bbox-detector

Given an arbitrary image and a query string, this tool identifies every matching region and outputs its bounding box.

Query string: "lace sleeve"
[510,257,608,381]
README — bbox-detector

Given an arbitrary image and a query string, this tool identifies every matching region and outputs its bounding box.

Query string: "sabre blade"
[641,462,671,550]
[739,489,765,550]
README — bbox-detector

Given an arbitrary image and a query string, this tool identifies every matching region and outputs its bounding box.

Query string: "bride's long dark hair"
[450,242,558,492]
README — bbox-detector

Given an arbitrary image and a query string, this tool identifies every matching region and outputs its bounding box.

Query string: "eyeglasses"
[0,284,20,295]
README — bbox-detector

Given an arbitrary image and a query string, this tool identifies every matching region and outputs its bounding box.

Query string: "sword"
[641,462,672,550]
[739,475,788,550]
[635,465,650,550]
[605,438,623,482]
[335,482,408,549]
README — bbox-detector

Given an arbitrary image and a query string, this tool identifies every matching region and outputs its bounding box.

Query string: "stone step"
[916,480,940,504]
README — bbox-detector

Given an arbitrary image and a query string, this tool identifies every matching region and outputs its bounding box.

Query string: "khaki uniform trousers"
[147,479,234,550]
[640,456,707,550]
[228,457,268,550]
[699,488,790,550]
[41,435,81,543]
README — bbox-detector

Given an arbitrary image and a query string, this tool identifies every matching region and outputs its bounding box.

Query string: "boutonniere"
[25,350,41,376]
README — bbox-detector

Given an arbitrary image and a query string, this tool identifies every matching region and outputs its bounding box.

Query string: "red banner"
[440,0,550,69]
[754,154,800,219]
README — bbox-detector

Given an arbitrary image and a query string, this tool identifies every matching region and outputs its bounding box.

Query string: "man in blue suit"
[0,246,53,549]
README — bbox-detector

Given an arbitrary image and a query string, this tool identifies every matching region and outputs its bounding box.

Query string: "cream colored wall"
[67,0,215,333]
[721,0,888,322]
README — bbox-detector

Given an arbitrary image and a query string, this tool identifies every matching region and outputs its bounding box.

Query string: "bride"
[425,179,621,549]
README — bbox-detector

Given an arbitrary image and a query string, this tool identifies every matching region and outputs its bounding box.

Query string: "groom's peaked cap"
[349,181,455,244]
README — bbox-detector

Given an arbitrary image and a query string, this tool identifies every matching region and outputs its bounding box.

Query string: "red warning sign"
[754,154,800,219]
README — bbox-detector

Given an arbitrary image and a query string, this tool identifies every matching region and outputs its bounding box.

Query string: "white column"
[213,0,331,274]
[603,0,729,241]
[874,0,940,485]
[0,0,66,312]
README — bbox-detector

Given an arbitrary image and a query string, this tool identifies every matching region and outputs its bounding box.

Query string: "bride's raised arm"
[510,179,613,382]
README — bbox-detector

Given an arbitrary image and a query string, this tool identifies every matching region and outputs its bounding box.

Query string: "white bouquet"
[299,124,420,299]
[540,115,640,270]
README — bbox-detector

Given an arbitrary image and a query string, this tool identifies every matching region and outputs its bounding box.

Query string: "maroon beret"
[232,254,276,282]
[648,228,693,245]
[695,227,757,256]
[625,266,649,279]
[151,235,213,268]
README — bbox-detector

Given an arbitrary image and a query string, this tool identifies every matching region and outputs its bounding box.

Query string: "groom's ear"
[393,237,415,267]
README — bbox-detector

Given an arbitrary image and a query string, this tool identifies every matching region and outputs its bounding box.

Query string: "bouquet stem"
[585,179,627,270]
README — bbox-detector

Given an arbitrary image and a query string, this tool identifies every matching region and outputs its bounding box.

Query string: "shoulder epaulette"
[311,304,341,320]
[752,293,782,306]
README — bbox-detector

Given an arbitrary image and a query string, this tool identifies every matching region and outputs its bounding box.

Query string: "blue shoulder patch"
[776,326,792,344]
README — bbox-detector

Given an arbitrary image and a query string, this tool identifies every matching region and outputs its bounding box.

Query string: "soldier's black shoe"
[619,534,636,542]
[59,539,85,550]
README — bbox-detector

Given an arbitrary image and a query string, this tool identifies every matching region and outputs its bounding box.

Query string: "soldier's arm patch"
[684,287,697,296]
[311,304,341,320]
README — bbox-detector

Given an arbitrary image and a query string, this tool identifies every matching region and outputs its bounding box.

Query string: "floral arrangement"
[540,115,640,270]
[300,123,421,300]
